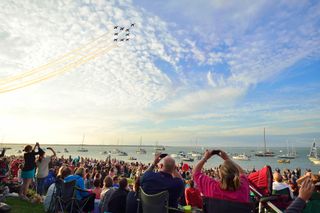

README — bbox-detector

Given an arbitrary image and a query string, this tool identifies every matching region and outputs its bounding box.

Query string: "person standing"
[35,147,56,195]
[20,142,40,200]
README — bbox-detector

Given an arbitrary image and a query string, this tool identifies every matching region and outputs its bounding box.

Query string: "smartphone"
[211,150,221,155]
[160,153,168,158]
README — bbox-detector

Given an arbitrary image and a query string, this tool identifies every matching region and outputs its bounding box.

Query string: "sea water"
[3,144,319,172]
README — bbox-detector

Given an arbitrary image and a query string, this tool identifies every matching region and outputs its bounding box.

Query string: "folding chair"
[48,179,77,213]
[139,187,183,213]
[202,197,254,213]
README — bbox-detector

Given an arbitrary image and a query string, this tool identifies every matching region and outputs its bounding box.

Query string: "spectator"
[35,147,56,195]
[113,176,119,188]
[286,178,315,213]
[64,167,95,211]
[92,178,102,199]
[141,153,184,209]
[273,171,294,199]
[43,166,71,211]
[108,177,129,213]
[99,176,116,212]
[193,149,249,203]
[126,177,141,213]
[185,179,202,209]
[19,142,40,200]
[0,148,6,158]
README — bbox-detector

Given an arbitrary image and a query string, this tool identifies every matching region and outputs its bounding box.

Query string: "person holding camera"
[192,149,249,203]
[19,142,41,200]
[140,153,184,209]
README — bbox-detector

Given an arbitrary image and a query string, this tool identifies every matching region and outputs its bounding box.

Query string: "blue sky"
[0,0,319,146]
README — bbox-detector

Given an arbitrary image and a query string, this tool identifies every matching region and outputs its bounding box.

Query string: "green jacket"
[303,192,320,213]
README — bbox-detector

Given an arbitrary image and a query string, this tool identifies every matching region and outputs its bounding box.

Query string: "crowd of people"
[0,142,319,213]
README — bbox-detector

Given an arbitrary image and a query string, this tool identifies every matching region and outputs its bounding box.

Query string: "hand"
[203,150,213,161]
[298,178,315,201]
[219,150,229,161]
[153,153,162,165]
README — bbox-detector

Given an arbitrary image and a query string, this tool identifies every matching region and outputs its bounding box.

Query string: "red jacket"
[185,187,203,208]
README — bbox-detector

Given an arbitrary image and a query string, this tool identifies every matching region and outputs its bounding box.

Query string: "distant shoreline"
[0,143,310,148]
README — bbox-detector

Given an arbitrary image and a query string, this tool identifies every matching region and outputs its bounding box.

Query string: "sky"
[0,0,319,147]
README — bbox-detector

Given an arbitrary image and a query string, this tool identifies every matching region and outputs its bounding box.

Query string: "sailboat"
[308,139,320,164]
[136,136,147,154]
[278,140,296,159]
[255,128,275,157]
[77,134,88,152]
[154,141,165,151]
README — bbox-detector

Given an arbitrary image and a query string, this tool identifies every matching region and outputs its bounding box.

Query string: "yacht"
[154,141,165,151]
[111,149,128,156]
[255,128,275,157]
[308,140,320,165]
[170,153,178,158]
[232,154,250,161]
[278,141,296,159]
[188,151,202,158]
[77,134,88,152]
[181,156,194,162]
[136,137,147,154]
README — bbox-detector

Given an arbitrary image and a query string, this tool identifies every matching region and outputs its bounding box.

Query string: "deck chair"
[248,166,285,213]
[48,179,77,213]
[272,187,292,210]
[139,187,183,213]
[73,186,95,213]
[202,197,254,213]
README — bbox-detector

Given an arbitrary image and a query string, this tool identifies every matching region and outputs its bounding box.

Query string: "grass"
[5,197,45,213]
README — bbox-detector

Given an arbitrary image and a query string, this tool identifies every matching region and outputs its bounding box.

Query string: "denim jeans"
[36,177,46,195]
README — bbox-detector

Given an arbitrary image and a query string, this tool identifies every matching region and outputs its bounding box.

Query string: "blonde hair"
[75,167,85,177]
[219,160,241,191]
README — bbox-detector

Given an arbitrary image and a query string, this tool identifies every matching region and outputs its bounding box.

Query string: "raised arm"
[145,153,161,172]
[193,150,212,174]
[47,147,56,158]
[219,151,245,174]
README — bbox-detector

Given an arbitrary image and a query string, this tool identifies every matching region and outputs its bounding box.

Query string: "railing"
[249,185,283,213]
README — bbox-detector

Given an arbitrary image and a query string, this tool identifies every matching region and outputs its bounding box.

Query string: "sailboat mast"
[82,134,85,148]
[264,128,266,153]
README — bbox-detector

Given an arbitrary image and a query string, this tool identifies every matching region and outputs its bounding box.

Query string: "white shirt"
[272,181,294,199]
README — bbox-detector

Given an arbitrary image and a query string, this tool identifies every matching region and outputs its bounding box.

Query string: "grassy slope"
[5,197,45,213]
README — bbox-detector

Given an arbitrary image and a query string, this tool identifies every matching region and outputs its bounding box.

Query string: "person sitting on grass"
[92,178,102,199]
[108,177,129,213]
[185,179,203,209]
[99,176,116,213]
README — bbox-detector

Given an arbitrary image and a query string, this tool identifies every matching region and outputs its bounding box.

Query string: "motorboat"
[128,156,137,160]
[100,151,109,155]
[181,157,194,162]
[170,153,178,158]
[64,148,69,153]
[232,154,250,161]
[278,159,290,164]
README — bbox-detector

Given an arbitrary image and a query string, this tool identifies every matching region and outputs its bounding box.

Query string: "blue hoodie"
[64,174,89,200]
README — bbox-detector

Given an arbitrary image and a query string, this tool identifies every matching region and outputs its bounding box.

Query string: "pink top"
[193,171,249,203]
